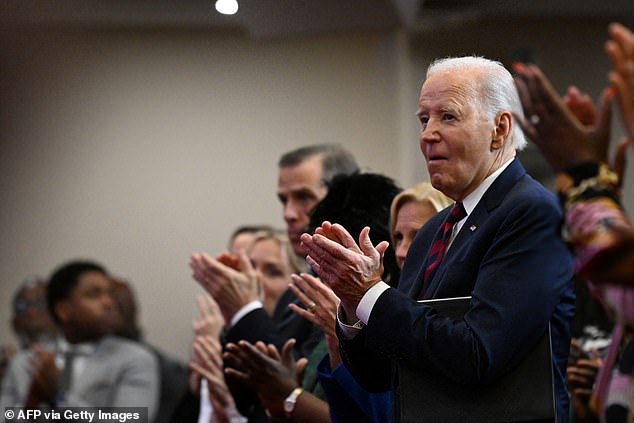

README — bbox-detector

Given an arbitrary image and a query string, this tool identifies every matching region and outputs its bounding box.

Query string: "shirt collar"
[462,157,515,216]
[57,336,98,355]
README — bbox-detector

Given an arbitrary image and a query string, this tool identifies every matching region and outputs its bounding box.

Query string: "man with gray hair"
[301,57,575,422]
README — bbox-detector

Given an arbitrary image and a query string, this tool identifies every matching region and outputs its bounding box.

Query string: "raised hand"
[606,22,634,141]
[192,294,225,339]
[289,273,339,338]
[224,339,307,418]
[300,222,388,321]
[25,345,59,407]
[513,63,613,172]
[190,251,259,323]
[189,335,234,420]
[289,273,343,368]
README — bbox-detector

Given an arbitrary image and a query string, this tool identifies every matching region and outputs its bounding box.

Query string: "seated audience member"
[0,345,15,388]
[11,276,58,349]
[224,172,402,423]
[2,276,59,385]
[301,56,575,422]
[0,260,159,421]
[390,182,453,269]
[513,22,634,423]
[110,277,190,423]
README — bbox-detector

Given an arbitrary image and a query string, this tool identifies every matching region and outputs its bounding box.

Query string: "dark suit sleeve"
[341,183,574,394]
[316,354,390,423]
[338,324,392,393]
[367,192,574,385]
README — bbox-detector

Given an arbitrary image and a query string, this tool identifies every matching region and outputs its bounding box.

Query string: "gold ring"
[306,301,317,313]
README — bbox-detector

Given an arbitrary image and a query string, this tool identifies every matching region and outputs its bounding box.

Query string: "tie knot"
[448,202,466,224]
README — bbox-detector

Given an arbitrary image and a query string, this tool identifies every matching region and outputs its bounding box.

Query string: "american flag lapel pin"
[469,225,477,232]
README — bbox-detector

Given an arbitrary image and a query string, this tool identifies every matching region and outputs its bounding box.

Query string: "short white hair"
[426,56,527,151]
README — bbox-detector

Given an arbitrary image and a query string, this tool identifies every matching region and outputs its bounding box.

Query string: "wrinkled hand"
[300,222,388,321]
[513,63,613,172]
[25,345,59,407]
[224,339,307,418]
[606,22,634,141]
[190,251,259,323]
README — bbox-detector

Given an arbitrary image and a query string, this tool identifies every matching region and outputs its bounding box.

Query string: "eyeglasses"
[14,299,47,314]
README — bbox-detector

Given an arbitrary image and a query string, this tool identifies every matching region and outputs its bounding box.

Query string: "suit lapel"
[420,159,527,299]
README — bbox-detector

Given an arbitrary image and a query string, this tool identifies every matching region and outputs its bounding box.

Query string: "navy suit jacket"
[339,159,575,422]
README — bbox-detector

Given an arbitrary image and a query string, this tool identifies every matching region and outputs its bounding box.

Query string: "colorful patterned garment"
[557,161,634,423]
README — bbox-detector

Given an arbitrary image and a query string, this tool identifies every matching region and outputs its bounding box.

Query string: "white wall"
[1,18,632,361]
[0,28,403,360]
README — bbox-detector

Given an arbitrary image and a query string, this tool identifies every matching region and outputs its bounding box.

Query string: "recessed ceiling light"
[215,0,239,15]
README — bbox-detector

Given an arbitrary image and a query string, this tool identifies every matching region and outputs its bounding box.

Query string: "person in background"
[191,228,301,422]
[190,225,272,423]
[224,172,401,423]
[109,276,190,423]
[301,56,575,422]
[0,260,159,420]
[11,276,58,349]
[513,21,634,423]
[2,277,59,385]
[191,145,358,422]
[190,295,246,423]
[390,182,453,269]
[251,229,303,316]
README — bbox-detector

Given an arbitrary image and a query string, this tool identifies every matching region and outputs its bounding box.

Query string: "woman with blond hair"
[390,182,453,269]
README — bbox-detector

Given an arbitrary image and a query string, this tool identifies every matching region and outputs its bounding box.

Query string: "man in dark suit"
[190,144,359,420]
[301,56,575,423]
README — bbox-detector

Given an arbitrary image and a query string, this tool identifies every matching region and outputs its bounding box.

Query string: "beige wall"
[1,19,632,361]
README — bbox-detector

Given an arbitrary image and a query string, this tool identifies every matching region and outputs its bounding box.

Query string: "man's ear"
[55,300,72,324]
[491,111,512,150]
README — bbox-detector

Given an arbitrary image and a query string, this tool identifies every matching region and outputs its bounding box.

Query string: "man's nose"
[283,201,299,221]
[420,119,440,144]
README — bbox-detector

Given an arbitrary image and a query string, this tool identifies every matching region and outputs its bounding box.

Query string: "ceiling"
[2,0,632,40]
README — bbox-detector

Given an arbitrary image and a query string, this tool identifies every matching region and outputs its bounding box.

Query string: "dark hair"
[278,144,359,185]
[46,260,107,323]
[309,172,402,286]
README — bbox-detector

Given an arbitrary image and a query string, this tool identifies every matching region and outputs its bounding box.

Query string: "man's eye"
[443,113,455,121]
[296,193,311,204]
[278,195,288,205]
[419,116,429,129]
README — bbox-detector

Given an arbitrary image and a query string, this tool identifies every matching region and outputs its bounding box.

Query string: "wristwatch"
[283,387,304,418]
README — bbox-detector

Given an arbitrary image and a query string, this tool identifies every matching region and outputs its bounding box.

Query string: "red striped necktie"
[420,202,467,298]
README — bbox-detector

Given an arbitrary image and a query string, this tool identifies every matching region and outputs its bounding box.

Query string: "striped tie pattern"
[420,202,466,297]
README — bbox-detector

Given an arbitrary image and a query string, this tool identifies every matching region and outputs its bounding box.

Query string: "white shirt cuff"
[357,281,390,324]
[230,300,263,328]
[336,281,390,339]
